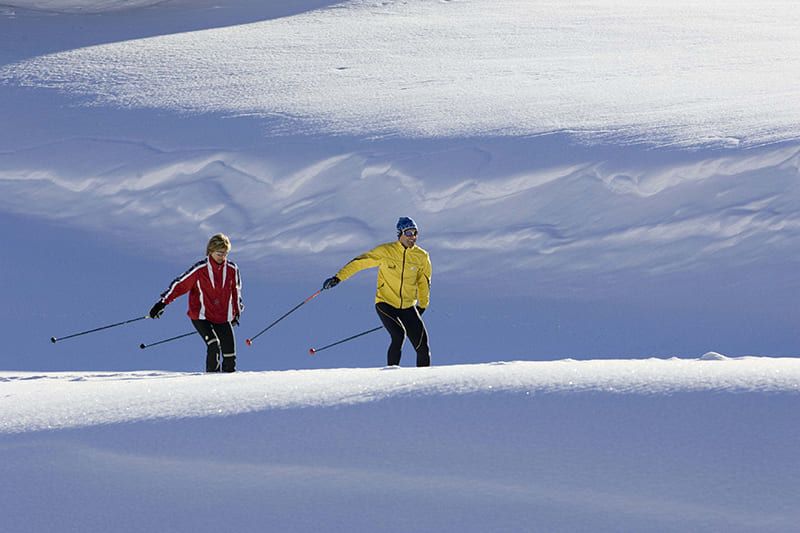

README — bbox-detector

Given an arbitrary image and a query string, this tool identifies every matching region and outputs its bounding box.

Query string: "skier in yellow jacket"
[322,217,432,367]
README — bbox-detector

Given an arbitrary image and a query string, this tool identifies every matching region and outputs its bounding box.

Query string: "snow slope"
[2,358,800,532]
[0,0,797,367]
[0,0,798,365]
[5,0,800,145]
[2,0,800,287]
[4,356,798,433]
[1,3,800,530]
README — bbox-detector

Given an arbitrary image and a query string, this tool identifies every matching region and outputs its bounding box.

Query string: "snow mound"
[3,1,800,145]
[700,352,730,361]
[2,358,799,434]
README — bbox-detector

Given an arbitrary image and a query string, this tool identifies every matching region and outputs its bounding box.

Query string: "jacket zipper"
[399,246,407,308]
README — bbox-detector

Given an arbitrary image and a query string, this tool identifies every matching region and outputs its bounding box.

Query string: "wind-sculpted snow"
[2,357,798,433]
[1,136,799,285]
[3,0,800,146]
[1,0,161,13]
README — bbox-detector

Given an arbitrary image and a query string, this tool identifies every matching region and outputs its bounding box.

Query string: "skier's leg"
[376,303,406,366]
[213,322,237,373]
[399,307,430,367]
[192,319,221,372]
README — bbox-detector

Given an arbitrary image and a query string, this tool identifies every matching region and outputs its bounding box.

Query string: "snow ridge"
[3,357,799,434]
[2,138,799,286]
[3,0,800,146]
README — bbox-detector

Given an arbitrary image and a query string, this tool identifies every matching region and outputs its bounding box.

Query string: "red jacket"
[161,257,243,323]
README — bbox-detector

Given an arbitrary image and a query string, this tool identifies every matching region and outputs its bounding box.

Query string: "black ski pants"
[375,302,430,367]
[192,319,236,372]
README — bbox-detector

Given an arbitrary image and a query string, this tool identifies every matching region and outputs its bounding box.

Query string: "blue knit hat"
[396,216,418,236]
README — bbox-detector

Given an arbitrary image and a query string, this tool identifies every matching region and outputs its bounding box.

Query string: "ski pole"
[51,315,148,344]
[245,289,322,346]
[139,331,196,350]
[309,326,383,355]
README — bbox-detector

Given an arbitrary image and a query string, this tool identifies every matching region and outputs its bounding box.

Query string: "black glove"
[322,276,340,290]
[232,317,240,328]
[149,300,166,319]
[416,306,426,316]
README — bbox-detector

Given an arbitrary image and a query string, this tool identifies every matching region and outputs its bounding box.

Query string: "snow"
[0,0,159,13]
[4,356,798,433]
[4,0,800,145]
[3,358,800,532]
[2,0,800,531]
[2,0,800,292]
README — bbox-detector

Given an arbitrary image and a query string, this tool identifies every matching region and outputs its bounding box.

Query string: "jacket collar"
[206,256,227,288]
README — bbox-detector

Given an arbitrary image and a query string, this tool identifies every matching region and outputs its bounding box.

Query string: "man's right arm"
[334,246,384,282]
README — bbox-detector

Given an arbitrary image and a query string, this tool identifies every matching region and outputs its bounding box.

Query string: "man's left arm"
[417,253,432,310]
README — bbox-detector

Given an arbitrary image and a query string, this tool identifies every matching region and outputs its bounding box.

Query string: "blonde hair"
[206,233,232,255]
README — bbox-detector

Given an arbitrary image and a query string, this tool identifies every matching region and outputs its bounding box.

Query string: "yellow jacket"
[336,241,431,309]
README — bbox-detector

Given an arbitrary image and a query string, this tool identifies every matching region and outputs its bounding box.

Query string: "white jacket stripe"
[161,261,206,301]
[196,280,206,320]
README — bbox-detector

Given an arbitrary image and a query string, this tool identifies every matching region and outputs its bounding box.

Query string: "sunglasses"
[402,229,418,237]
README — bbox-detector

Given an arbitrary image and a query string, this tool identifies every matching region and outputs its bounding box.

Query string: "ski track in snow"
[2,357,799,434]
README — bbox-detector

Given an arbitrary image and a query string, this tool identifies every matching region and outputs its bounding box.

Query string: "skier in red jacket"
[149,233,244,372]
